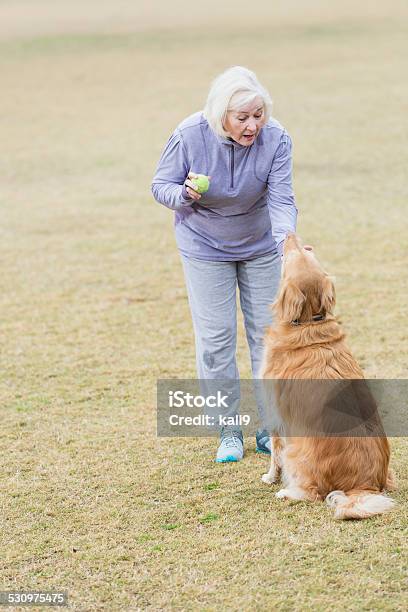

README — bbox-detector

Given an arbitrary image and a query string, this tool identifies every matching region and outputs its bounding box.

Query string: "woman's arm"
[267,132,298,255]
[151,130,194,211]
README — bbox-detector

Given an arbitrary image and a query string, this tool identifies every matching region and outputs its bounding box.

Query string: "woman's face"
[223,96,265,146]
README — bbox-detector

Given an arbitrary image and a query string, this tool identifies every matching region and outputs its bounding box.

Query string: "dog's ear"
[275,282,306,323]
[320,276,336,315]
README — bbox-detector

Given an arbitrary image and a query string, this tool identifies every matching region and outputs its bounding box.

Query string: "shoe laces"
[222,432,242,448]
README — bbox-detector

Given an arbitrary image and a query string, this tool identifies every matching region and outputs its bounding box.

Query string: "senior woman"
[151,66,297,462]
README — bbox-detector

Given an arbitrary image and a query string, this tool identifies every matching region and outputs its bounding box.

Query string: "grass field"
[1,1,407,610]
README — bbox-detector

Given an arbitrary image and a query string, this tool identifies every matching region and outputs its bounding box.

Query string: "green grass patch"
[199,513,220,524]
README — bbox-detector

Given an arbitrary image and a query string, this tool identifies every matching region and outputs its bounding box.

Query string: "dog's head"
[275,234,336,324]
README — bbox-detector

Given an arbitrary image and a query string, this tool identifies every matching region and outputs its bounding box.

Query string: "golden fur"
[261,234,395,519]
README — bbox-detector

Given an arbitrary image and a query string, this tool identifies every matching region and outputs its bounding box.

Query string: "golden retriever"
[260,234,395,519]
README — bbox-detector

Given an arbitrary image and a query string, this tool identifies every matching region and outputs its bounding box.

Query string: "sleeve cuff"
[180,184,194,206]
[276,240,285,257]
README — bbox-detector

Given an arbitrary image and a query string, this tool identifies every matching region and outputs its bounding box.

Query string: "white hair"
[203,66,273,138]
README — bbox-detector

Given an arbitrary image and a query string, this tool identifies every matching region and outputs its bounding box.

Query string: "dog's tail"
[326,490,395,520]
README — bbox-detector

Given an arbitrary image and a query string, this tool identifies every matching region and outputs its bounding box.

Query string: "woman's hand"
[184,172,211,201]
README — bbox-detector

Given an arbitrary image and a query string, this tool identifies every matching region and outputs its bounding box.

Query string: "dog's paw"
[262,472,276,485]
[325,490,347,508]
[275,488,290,499]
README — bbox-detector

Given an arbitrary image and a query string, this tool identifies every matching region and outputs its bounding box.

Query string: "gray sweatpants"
[181,251,281,428]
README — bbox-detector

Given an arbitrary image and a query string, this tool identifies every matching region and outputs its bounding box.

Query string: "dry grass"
[1,1,407,610]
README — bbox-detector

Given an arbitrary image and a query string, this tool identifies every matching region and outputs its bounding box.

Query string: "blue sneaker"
[256,429,271,455]
[215,428,244,463]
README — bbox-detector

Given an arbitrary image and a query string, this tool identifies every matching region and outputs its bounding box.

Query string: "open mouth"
[243,134,255,141]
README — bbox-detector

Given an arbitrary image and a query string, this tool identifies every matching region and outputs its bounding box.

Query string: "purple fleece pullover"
[151,112,297,261]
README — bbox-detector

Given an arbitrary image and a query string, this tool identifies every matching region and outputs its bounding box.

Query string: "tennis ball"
[192,174,210,194]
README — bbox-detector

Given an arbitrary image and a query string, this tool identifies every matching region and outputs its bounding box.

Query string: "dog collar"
[291,314,326,326]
